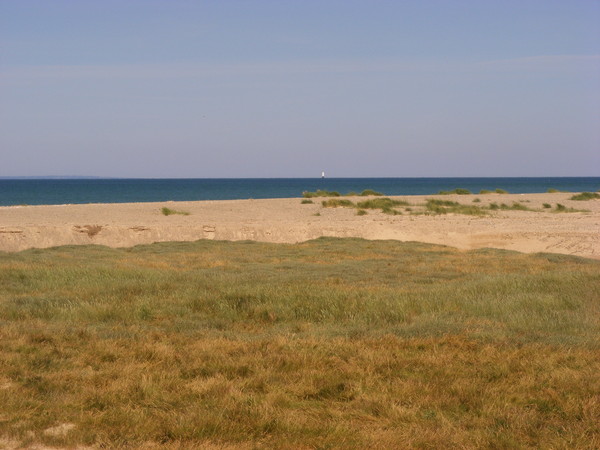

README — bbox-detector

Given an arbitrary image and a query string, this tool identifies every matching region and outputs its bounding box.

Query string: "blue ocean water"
[0,178,599,206]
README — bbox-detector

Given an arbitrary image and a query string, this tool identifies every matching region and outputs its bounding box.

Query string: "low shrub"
[356,209,368,216]
[543,203,551,209]
[438,188,472,195]
[301,199,314,204]
[303,190,341,198]
[359,189,384,196]
[322,199,355,208]
[570,192,600,201]
[356,198,409,210]
[479,189,492,194]
[495,188,509,194]
[161,207,190,216]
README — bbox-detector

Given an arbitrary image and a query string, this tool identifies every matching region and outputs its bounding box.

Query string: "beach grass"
[0,239,599,448]
[302,190,341,198]
[437,188,472,195]
[570,192,600,201]
[161,207,190,216]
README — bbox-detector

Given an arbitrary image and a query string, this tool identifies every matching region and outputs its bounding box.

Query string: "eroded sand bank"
[1,193,598,258]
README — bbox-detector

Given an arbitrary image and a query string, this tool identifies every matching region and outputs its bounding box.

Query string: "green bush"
[438,188,472,195]
[161,207,190,216]
[303,190,341,198]
[359,189,384,196]
[570,192,600,201]
[322,199,355,208]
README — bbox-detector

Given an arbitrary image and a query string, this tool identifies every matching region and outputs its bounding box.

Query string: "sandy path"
[1,193,599,259]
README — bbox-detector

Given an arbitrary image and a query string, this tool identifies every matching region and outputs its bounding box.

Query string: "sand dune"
[1,193,598,258]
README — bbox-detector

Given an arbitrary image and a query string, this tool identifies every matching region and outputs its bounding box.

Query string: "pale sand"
[0,193,598,258]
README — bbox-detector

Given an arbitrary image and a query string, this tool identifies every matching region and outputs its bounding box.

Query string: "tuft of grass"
[356,198,408,215]
[570,192,600,201]
[495,188,509,194]
[472,198,481,203]
[488,202,534,212]
[303,190,341,198]
[359,189,384,196]
[542,203,551,209]
[426,199,487,216]
[301,199,314,204]
[479,189,492,194]
[355,209,368,216]
[356,198,408,209]
[321,199,355,208]
[161,207,190,216]
[438,188,472,195]
[553,204,589,213]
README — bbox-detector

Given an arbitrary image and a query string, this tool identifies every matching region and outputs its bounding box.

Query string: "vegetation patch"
[495,188,509,194]
[301,199,314,204]
[437,188,471,195]
[488,202,534,212]
[0,239,598,448]
[570,192,600,201]
[302,190,341,198]
[358,189,383,196]
[553,204,588,213]
[321,199,355,208]
[425,199,487,216]
[161,207,190,216]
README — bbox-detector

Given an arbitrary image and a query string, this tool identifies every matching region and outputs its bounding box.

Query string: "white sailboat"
[321,171,325,179]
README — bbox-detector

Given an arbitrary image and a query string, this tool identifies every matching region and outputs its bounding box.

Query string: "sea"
[0,177,599,207]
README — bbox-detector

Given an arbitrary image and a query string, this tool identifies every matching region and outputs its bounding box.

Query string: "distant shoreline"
[1,177,598,207]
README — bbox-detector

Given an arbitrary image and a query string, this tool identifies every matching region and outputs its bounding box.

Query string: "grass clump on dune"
[425,199,487,216]
[301,199,314,204]
[438,188,472,195]
[321,199,355,208]
[358,189,383,196]
[570,192,600,201]
[303,190,341,198]
[161,207,190,216]
[356,197,408,215]
[0,238,599,448]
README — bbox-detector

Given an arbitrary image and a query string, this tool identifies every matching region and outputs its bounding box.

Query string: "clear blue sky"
[1,0,599,177]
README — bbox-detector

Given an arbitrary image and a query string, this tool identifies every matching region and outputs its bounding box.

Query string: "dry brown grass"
[0,238,599,448]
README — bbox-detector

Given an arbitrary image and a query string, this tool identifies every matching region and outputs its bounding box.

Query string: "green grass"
[479,189,492,194]
[488,202,534,212]
[358,189,383,196]
[495,188,509,194]
[570,192,600,201]
[321,199,355,208]
[425,199,487,216]
[300,199,314,204]
[437,188,472,195]
[553,204,589,213]
[0,239,599,448]
[304,189,385,198]
[302,190,341,198]
[161,207,190,216]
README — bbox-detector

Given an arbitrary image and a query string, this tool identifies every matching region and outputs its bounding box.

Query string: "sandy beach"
[0,192,598,258]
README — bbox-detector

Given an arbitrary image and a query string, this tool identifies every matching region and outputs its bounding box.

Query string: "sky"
[1,0,599,178]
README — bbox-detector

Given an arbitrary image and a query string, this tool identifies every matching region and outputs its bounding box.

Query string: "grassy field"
[0,238,599,448]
